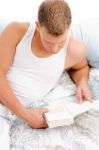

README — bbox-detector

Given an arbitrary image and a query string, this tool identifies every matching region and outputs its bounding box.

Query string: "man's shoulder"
[0,21,30,46]
[1,21,30,39]
[64,36,88,69]
[68,36,87,59]
[5,21,30,36]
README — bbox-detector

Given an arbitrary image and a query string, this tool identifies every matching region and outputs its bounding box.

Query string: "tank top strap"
[26,22,36,40]
[16,22,36,49]
[66,31,70,48]
[61,30,70,57]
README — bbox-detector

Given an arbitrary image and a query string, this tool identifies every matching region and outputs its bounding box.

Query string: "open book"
[44,99,99,128]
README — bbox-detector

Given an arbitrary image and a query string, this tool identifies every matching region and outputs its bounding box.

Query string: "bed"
[0,20,99,150]
[10,68,99,150]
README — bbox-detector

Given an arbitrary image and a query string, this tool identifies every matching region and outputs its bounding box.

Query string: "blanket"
[10,68,99,150]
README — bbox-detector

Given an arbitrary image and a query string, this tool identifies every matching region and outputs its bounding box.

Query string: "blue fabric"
[71,19,99,69]
[0,23,5,32]
[0,21,9,32]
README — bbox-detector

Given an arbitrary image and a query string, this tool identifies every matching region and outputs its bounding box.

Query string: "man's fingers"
[39,108,49,128]
[76,89,93,103]
[76,84,93,103]
[76,89,83,103]
[41,114,48,128]
[42,120,48,128]
[83,91,93,102]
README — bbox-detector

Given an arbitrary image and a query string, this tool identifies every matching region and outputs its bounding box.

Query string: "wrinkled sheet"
[10,68,99,150]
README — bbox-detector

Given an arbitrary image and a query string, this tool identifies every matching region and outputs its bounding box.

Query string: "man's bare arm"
[69,60,92,102]
[0,22,48,128]
[69,59,89,86]
[67,38,92,102]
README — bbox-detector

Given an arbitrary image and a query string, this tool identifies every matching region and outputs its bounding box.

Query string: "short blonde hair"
[38,0,72,36]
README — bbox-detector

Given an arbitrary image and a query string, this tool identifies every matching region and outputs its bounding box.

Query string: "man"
[0,0,92,131]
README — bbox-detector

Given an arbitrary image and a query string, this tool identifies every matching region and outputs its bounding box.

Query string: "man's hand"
[76,82,92,103]
[24,107,48,129]
[68,57,92,103]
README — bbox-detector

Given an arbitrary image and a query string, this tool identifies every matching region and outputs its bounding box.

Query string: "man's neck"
[31,28,53,58]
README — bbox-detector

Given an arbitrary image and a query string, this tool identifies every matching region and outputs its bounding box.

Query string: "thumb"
[76,90,83,103]
[41,108,48,119]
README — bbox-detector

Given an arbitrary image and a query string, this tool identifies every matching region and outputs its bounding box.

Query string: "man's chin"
[46,49,58,54]
[51,50,59,54]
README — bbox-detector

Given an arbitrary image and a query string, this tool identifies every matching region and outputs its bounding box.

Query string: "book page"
[64,101,93,117]
[47,100,93,117]
[45,99,99,128]
[48,98,99,117]
[47,103,73,120]
[45,103,74,128]
[65,100,99,117]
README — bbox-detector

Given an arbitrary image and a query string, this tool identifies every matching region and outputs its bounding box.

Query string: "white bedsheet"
[8,68,99,149]
[0,104,11,150]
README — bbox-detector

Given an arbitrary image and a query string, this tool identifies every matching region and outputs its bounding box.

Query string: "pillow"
[0,20,9,32]
[71,19,99,69]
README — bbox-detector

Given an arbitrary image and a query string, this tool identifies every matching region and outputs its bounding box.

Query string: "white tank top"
[6,23,69,106]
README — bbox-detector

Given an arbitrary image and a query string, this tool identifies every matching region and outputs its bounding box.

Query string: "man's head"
[38,0,71,36]
[37,0,72,54]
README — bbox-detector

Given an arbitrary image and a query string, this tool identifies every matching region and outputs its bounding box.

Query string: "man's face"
[37,23,69,54]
